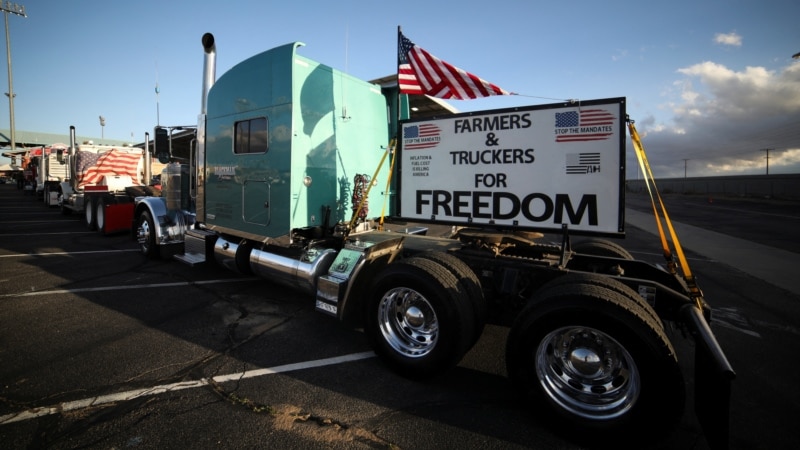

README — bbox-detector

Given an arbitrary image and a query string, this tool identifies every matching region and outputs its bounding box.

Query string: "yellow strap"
[628,123,673,265]
[348,138,395,232]
[378,142,397,231]
[628,122,703,306]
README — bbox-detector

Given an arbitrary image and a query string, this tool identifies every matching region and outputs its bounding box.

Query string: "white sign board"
[398,98,626,235]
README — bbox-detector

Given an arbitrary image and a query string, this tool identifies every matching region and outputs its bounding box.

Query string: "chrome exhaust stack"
[68,126,77,191]
[201,33,216,115]
[69,125,76,155]
[144,131,151,185]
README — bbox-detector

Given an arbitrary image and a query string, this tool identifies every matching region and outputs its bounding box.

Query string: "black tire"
[365,257,476,379]
[96,200,107,235]
[414,251,487,347]
[84,196,97,231]
[137,210,159,259]
[43,185,51,206]
[506,282,684,445]
[534,273,661,326]
[569,238,633,274]
[572,238,633,259]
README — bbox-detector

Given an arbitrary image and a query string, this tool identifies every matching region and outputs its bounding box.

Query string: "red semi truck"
[58,133,160,235]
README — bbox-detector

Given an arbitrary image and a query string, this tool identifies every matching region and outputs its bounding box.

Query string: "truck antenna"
[341,25,350,120]
[155,59,161,126]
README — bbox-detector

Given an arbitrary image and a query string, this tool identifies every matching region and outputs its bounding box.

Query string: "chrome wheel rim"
[84,200,93,225]
[96,204,104,230]
[535,326,639,420]
[137,218,152,253]
[377,287,438,358]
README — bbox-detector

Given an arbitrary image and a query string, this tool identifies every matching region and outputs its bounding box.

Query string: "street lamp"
[99,115,105,140]
[1,2,26,152]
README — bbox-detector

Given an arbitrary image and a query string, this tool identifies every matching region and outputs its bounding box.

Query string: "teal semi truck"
[132,33,733,448]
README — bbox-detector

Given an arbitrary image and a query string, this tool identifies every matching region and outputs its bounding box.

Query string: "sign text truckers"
[399,99,624,235]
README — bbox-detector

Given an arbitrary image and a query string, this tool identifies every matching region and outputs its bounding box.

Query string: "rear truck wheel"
[84,196,97,231]
[96,200,107,235]
[535,273,661,326]
[365,257,477,379]
[506,282,684,445]
[572,238,634,259]
[43,185,51,206]
[569,238,633,275]
[137,210,158,259]
[414,250,487,347]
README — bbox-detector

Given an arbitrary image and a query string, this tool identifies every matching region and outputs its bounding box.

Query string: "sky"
[0,0,798,179]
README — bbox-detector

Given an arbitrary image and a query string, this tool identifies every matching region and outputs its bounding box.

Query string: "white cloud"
[631,61,800,178]
[714,32,742,47]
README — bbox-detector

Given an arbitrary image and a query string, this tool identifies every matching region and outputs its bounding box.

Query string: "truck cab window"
[234,117,268,154]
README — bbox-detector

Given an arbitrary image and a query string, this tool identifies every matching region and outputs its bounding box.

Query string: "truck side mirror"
[154,126,170,164]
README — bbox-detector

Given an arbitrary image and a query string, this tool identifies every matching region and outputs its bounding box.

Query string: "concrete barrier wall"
[625,174,800,200]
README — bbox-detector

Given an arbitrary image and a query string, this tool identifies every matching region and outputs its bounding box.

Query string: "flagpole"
[396,25,402,127]
[393,25,403,221]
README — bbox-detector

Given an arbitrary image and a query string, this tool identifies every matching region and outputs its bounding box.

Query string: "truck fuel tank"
[250,246,338,294]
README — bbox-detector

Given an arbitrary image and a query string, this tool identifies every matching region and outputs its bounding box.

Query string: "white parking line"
[0,278,258,298]
[0,218,83,221]
[0,351,376,425]
[0,249,140,258]
[0,231,95,236]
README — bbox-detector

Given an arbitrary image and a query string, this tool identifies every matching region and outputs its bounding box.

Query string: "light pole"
[99,115,105,140]
[1,2,26,152]
[761,148,771,175]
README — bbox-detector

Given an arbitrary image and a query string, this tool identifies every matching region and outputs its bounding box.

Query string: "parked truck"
[28,144,69,206]
[58,135,160,234]
[131,33,734,448]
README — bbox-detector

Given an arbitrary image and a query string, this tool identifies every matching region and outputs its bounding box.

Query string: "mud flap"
[682,304,735,450]
[102,203,135,234]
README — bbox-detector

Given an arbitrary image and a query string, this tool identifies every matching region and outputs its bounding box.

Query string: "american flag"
[75,149,141,189]
[555,109,616,142]
[403,123,442,150]
[398,31,510,100]
[566,152,601,174]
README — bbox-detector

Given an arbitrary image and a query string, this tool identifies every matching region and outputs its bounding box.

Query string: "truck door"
[243,179,271,226]
[238,117,271,227]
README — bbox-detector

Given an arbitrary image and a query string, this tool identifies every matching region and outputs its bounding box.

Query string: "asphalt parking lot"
[1,184,799,449]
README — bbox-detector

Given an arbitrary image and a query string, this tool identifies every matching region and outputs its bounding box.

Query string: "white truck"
[130,33,734,448]
[28,144,69,206]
